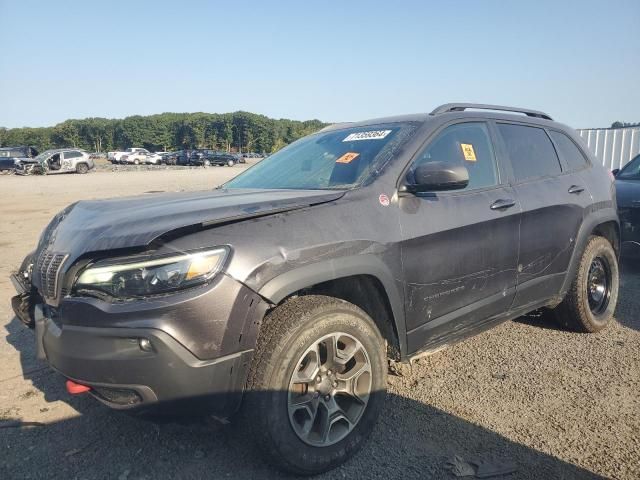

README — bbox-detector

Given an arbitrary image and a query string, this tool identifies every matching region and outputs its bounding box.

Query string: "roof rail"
[430,103,553,121]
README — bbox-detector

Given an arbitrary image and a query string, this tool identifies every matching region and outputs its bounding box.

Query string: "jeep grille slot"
[37,252,67,301]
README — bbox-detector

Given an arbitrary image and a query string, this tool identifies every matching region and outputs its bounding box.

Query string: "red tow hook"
[66,380,91,395]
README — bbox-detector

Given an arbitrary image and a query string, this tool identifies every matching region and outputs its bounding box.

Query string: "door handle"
[490,199,516,210]
[568,185,585,194]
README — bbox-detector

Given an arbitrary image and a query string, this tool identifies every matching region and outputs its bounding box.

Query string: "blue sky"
[1,0,638,129]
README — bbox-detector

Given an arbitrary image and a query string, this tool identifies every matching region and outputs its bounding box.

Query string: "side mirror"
[611,169,619,177]
[403,161,469,193]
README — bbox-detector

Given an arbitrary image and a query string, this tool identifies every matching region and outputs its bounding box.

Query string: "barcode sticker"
[343,130,391,142]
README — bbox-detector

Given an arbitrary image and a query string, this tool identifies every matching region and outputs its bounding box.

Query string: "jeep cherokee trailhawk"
[11,103,619,474]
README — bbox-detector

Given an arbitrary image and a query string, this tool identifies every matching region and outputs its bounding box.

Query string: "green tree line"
[0,112,327,154]
[611,121,640,129]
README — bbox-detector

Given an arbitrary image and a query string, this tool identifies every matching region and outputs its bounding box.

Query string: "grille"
[36,251,67,300]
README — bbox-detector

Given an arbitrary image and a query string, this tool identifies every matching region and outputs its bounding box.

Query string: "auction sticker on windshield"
[343,130,391,142]
[336,152,360,164]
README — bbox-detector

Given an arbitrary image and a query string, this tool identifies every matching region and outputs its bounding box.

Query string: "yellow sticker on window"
[460,143,477,162]
[336,152,360,164]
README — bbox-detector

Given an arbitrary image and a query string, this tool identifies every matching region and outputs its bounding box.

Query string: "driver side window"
[410,122,498,190]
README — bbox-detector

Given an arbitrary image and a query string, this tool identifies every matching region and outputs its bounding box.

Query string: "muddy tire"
[555,235,619,332]
[75,163,89,174]
[243,295,387,475]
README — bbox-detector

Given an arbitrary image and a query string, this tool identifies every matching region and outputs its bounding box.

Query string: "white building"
[577,126,640,171]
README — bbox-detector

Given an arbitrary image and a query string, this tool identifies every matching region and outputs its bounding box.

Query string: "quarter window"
[497,124,561,182]
[409,122,498,190]
[549,131,588,171]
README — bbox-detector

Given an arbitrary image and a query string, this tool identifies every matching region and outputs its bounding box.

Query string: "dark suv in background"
[0,145,39,172]
[11,104,619,475]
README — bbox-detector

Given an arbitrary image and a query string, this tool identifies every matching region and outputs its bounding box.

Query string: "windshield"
[618,154,640,180]
[224,122,418,190]
[34,150,55,162]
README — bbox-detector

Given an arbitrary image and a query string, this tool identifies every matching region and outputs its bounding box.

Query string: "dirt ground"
[0,168,638,480]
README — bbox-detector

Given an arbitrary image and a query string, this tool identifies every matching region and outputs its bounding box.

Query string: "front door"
[399,121,520,354]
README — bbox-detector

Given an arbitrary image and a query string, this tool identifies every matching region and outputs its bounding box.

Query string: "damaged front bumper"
[36,308,253,412]
[11,271,270,416]
[11,272,36,327]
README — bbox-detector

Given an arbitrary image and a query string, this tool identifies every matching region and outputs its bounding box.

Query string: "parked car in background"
[161,151,181,165]
[15,148,94,175]
[175,150,194,166]
[0,146,39,173]
[10,103,620,474]
[107,148,150,164]
[188,149,213,166]
[613,153,640,256]
[209,152,242,166]
[120,151,162,165]
[0,145,38,159]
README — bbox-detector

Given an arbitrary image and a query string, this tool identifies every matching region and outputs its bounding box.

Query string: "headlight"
[75,247,228,298]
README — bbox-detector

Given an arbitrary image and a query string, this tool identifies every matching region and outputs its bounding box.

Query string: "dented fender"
[257,254,407,356]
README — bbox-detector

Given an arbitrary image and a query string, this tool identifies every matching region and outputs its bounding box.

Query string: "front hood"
[615,179,640,208]
[39,188,345,258]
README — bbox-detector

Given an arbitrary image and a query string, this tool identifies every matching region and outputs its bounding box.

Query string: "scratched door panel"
[511,174,590,307]
[399,187,520,340]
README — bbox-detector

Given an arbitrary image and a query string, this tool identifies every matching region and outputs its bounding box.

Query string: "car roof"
[0,145,32,151]
[319,103,571,134]
[42,148,86,153]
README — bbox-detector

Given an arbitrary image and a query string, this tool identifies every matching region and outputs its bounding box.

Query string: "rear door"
[399,121,520,354]
[495,123,587,308]
[61,150,82,170]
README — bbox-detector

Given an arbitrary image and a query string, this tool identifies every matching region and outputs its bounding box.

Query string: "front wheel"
[243,295,387,475]
[227,159,235,167]
[555,235,619,332]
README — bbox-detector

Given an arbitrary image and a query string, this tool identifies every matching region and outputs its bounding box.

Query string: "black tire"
[75,163,89,174]
[227,159,235,167]
[243,295,387,475]
[555,235,619,332]
[133,159,140,165]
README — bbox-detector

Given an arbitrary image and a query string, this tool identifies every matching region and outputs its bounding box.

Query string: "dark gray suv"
[11,103,619,474]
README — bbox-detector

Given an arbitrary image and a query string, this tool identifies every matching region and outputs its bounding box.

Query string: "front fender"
[257,253,407,356]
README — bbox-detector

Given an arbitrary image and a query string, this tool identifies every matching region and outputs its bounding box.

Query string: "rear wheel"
[555,235,618,332]
[133,159,140,165]
[243,295,387,475]
[227,159,235,167]
[75,163,89,174]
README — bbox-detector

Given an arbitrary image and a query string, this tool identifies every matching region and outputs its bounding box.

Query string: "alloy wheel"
[287,332,372,447]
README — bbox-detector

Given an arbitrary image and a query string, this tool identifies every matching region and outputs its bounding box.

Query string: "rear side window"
[497,124,561,182]
[549,131,588,171]
[64,151,82,159]
[0,150,21,157]
[410,122,498,190]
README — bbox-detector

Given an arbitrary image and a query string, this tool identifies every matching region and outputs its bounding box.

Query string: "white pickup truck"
[107,148,150,164]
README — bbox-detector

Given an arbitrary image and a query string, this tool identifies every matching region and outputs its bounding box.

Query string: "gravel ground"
[0,168,638,480]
